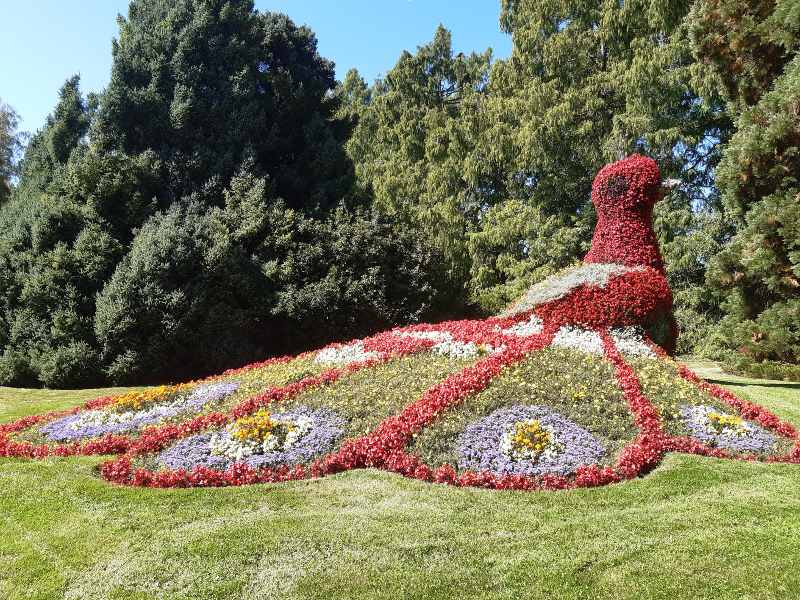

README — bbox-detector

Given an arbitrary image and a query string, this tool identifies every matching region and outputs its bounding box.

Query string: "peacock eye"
[606,175,628,197]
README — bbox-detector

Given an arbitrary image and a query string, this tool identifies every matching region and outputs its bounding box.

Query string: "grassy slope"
[1,366,800,599]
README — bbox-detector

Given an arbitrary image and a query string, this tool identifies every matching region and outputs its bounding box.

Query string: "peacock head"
[591,154,677,216]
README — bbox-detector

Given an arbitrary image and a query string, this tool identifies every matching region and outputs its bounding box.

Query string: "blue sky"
[0,1,511,135]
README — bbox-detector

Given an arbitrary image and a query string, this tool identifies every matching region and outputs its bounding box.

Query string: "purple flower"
[680,404,776,453]
[457,405,605,476]
[156,406,345,471]
[39,382,239,442]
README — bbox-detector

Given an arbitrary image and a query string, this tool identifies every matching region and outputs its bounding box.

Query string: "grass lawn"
[2,364,800,599]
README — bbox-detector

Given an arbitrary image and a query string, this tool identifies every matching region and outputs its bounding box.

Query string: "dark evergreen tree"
[15,76,91,200]
[93,0,353,211]
[0,75,165,387]
[694,0,800,367]
[95,171,451,384]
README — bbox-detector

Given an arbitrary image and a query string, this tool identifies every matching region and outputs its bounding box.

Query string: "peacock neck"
[583,207,665,272]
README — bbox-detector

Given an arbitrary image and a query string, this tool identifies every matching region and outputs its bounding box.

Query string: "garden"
[2,351,800,599]
[2,0,800,598]
[4,153,800,598]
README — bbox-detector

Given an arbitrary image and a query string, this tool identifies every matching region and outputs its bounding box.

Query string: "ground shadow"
[706,378,800,390]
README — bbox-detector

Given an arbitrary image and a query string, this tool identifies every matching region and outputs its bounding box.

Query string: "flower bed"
[39,383,239,442]
[629,354,796,458]
[456,405,606,477]
[679,404,776,453]
[157,406,345,471]
[407,347,636,474]
[123,351,479,479]
[5,155,800,491]
[1,326,445,460]
[10,316,794,491]
[2,355,321,456]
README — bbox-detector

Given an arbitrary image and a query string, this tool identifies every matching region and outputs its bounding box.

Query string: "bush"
[95,172,455,384]
[269,205,456,353]
[722,355,800,383]
[95,199,268,385]
[36,341,102,388]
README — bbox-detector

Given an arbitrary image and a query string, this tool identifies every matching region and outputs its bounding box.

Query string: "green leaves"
[344,26,494,288]
[0,99,23,205]
[95,1,351,211]
[697,3,800,365]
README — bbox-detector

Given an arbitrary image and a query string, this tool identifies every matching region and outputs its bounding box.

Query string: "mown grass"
[2,363,800,599]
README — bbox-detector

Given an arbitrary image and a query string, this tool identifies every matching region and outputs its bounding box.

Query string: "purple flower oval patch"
[157,406,345,471]
[680,404,776,453]
[39,382,239,442]
[457,405,605,476]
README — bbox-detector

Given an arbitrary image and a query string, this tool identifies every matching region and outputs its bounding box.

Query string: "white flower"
[314,341,379,366]
[431,340,499,359]
[393,330,453,342]
[70,409,138,430]
[499,420,562,462]
[551,326,605,355]
[210,432,257,459]
[687,405,751,438]
[500,315,543,337]
[610,326,655,357]
[261,435,280,452]
[283,415,313,450]
[210,413,317,459]
[549,325,656,357]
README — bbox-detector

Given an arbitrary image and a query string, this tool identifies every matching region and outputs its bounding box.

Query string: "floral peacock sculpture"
[3,155,799,491]
[501,153,678,353]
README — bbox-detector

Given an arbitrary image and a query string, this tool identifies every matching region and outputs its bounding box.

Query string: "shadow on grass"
[706,378,800,390]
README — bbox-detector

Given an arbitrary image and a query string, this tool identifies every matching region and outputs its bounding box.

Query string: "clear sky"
[0,1,511,135]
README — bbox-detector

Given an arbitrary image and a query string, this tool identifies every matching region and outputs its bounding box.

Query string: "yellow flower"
[111,383,194,412]
[232,409,282,442]
[707,412,744,434]
[511,420,551,455]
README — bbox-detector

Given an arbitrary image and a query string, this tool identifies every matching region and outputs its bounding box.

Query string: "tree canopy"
[94,0,353,210]
[694,0,800,368]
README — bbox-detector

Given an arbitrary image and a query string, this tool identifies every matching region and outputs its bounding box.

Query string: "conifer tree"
[0,78,160,387]
[15,75,91,199]
[93,0,352,211]
[694,0,800,366]
[468,0,732,353]
[343,26,494,289]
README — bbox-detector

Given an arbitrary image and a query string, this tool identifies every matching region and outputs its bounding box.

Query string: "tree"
[0,76,165,387]
[94,196,269,384]
[93,0,353,211]
[694,0,800,365]
[343,26,494,290]
[95,171,452,384]
[0,99,23,205]
[0,2,462,388]
[15,76,92,200]
[267,204,454,354]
